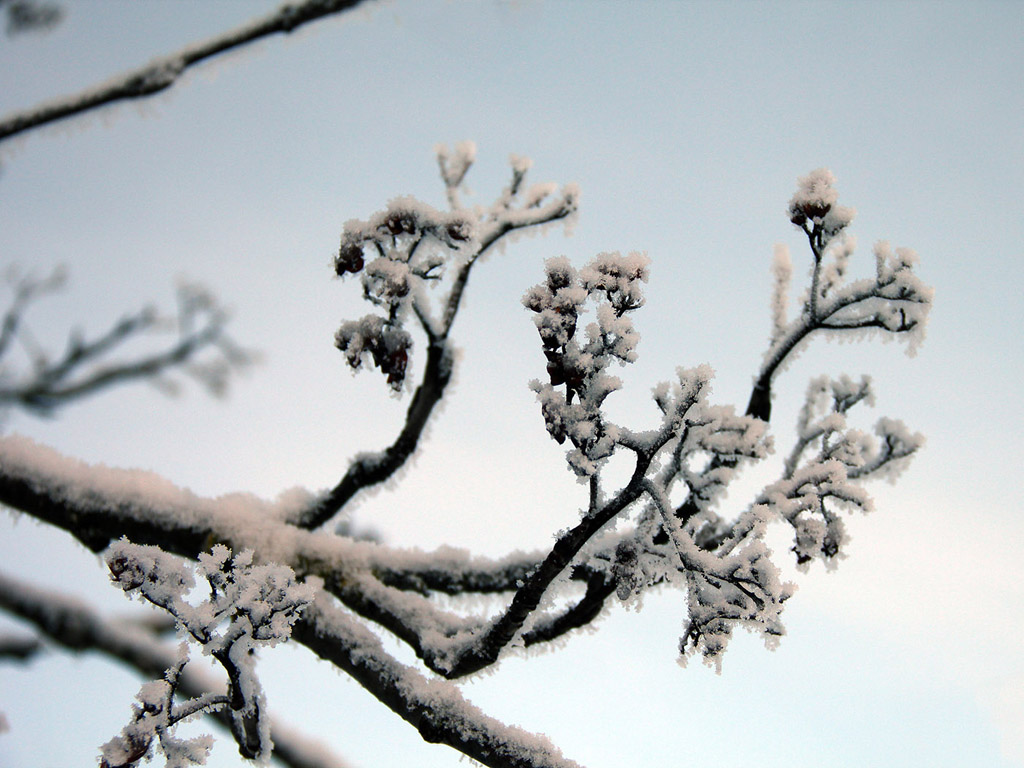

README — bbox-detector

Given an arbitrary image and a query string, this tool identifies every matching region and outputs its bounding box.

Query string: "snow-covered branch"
[293,596,584,768]
[0,570,350,768]
[747,169,933,421]
[0,155,933,767]
[0,0,370,146]
[296,146,577,529]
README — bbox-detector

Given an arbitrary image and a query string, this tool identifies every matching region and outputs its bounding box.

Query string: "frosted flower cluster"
[333,146,578,393]
[787,167,855,249]
[333,197,472,391]
[523,251,649,477]
[335,315,412,392]
[518,169,931,668]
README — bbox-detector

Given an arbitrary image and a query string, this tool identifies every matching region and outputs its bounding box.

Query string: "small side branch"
[300,149,577,529]
[296,338,453,528]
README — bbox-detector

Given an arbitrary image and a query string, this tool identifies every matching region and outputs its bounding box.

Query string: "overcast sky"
[1,1,1022,767]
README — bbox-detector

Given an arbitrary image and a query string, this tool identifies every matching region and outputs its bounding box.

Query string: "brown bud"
[446,222,469,241]
[336,244,364,275]
[386,213,415,235]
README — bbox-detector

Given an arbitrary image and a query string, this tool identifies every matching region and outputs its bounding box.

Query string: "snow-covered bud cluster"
[104,541,314,764]
[194,545,314,646]
[100,660,213,768]
[579,250,648,315]
[333,145,578,398]
[787,168,855,252]
[678,519,794,668]
[763,171,932,383]
[107,540,313,654]
[523,252,649,477]
[766,375,924,568]
[336,196,476,283]
[788,168,838,224]
[332,197,476,390]
[335,315,412,392]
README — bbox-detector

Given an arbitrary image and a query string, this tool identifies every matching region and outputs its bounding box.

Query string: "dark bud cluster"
[336,243,365,276]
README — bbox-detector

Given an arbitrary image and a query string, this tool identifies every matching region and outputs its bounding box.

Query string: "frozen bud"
[522,285,546,313]
[544,256,576,291]
[788,168,839,224]
[446,220,471,242]
[385,212,416,236]
[336,243,365,275]
[612,539,641,601]
[107,553,146,590]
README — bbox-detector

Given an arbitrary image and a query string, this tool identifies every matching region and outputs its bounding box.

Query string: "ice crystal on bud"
[786,168,856,255]
[335,315,411,391]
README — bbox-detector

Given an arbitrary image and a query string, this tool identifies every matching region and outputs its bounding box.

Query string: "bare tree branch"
[1,0,62,37]
[0,633,41,660]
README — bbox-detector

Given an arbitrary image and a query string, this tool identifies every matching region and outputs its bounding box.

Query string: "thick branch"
[0,454,214,555]
[371,554,539,595]
[520,571,615,649]
[293,599,583,768]
[443,464,648,679]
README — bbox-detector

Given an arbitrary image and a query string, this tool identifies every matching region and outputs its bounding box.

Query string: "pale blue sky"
[0,2,1021,767]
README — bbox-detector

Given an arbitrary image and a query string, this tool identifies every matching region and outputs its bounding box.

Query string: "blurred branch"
[0,633,41,660]
[0,0,369,145]
[1,0,62,36]
[0,272,255,416]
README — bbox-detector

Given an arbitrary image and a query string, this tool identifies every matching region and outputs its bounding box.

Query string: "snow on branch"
[523,252,648,478]
[293,596,584,768]
[0,0,370,146]
[0,270,254,417]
